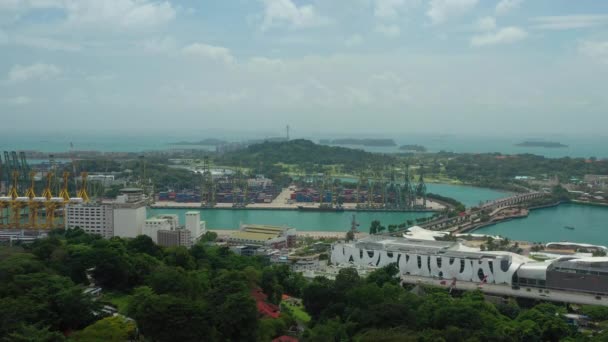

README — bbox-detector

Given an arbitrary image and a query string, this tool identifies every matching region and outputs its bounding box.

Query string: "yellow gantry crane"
[43,172,56,229]
[9,171,23,228]
[25,171,40,229]
[77,172,90,203]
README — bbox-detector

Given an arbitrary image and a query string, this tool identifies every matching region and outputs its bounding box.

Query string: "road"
[400,274,608,307]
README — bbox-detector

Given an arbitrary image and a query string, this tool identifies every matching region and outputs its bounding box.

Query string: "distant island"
[516,141,568,148]
[170,138,228,146]
[319,138,396,147]
[399,144,427,152]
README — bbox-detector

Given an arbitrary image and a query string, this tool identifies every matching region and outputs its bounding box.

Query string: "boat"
[564,225,575,230]
[298,205,344,212]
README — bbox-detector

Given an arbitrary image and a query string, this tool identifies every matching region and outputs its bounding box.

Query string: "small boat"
[564,225,575,230]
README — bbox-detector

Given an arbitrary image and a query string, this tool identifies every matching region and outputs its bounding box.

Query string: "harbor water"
[474,203,608,246]
[147,208,434,231]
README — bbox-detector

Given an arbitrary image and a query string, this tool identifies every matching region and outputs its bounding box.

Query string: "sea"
[1,132,607,158]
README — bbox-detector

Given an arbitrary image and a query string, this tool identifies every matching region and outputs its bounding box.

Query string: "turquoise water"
[425,183,508,208]
[147,208,433,231]
[474,203,608,246]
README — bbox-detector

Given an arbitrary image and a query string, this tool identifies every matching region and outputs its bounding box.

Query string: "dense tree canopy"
[1,229,606,341]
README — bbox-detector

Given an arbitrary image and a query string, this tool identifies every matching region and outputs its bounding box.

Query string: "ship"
[298,204,345,212]
[564,225,575,230]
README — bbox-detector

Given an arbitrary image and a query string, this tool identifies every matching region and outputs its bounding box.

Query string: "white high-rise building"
[185,211,206,241]
[66,188,148,239]
[65,204,114,238]
[112,188,147,238]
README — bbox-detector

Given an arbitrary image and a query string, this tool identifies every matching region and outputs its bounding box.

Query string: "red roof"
[252,288,280,319]
[257,301,280,319]
[272,336,298,342]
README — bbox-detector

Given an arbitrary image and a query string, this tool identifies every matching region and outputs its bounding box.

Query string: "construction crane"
[77,172,90,203]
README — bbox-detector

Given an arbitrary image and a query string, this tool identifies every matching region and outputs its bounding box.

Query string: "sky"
[1,0,608,137]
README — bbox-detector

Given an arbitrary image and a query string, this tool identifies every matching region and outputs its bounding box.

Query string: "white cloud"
[0,29,80,51]
[531,15,608,30]
[374,0,420,19]
[260,0,328,31]
[476,16,496,31]
[495,0,523,15]
[427,0,478,25]
[63,0,175,30]
[579,40,608,63]
[1,96,32,106]
[1,0,176,31]
[137,36,176,54]
[8,63,61,82]
[470,26,527,46]
[181,43,235,65]
[375,24,401,37]
[344,34,363,47]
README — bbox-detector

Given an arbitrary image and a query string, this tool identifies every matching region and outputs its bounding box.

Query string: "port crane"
[0,150,91,230]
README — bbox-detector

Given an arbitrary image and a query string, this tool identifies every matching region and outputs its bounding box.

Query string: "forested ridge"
[2,229,608,341]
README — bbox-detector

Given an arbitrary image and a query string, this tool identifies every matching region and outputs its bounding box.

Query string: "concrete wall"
[113,206,146,238]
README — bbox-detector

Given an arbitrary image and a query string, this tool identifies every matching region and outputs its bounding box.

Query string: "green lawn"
[281,301,311,323]
[102,292,131,314]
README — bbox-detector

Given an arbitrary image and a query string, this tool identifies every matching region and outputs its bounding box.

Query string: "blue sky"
[1,0,608,136]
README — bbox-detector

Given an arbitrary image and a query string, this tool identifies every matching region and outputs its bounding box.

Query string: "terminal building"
[228,224,296,249]
[331,236,608,297]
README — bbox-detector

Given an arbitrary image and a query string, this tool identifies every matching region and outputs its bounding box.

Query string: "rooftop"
[231,231,281,242]
[120,188,143,193]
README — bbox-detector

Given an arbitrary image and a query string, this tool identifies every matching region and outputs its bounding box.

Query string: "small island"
[516,141,568,148]
[319,138,396,147]
[399,144,427,152]
[170,138,228,146]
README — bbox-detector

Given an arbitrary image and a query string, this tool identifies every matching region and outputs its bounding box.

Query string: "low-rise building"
[228,224,296,249]
[143,214,179,243]
[157,229,192,247]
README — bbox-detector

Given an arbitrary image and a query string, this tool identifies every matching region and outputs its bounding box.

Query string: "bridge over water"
[392,192,549,233]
